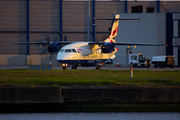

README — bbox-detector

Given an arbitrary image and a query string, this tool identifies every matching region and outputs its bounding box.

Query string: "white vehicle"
[152,56,175,68]
[129,54,151,68]
[12,14,165,70]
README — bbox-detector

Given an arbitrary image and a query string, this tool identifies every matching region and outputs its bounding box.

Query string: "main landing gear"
[61,64,102,70]
[95,65,101,70]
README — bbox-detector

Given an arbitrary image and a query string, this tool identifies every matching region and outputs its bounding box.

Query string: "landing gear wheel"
[154,65,157,68]
[162,64,165,68]
[96,65,101,70]
[62,66,67,70]
[72,65,77,70]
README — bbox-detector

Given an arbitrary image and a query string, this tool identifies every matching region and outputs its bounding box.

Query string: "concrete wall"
[0,54,26,66]
[1,86,180,112]
[0,54,60,66]
[1,86,180,103]
[61,86,180,103]
[30,54,59,66]
[0,86,64,103]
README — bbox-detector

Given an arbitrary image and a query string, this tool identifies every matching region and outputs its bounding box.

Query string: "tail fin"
[94,15,141,43]
[104,15,120,43]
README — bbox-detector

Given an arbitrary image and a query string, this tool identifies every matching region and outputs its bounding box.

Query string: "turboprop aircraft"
[12,14,165,70]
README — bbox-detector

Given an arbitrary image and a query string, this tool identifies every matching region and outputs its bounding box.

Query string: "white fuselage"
[57,42,117,66]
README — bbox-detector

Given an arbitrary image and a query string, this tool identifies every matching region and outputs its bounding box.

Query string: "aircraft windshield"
[64,49,72,52]
[72,49,77,53]
[60,49,78,53]
[60,49,64,53]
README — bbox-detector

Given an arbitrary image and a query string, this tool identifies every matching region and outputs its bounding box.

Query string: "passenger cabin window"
[65,49,71,52]
[60,49,64,53]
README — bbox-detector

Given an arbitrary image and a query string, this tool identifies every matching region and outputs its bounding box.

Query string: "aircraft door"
[76,50,81,61]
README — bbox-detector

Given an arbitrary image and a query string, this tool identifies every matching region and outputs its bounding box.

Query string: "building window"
[131,5,143,13]
[146,6,154,13]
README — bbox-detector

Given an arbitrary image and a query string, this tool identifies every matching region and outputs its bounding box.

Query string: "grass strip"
[0,69,180,86]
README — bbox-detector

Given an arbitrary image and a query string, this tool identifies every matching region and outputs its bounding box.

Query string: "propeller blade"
[45,34,50,44]
[39,48,48,54]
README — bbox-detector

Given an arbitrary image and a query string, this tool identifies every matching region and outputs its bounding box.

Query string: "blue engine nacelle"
[101,42,115,53]
[48,42,61,53]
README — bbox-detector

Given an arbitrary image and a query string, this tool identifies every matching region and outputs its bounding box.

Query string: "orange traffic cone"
[116,61,119,67]
[50,60,52,65]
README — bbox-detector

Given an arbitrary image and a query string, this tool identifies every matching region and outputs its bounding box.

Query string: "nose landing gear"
[95,65,101,70]
[71,65,77,70]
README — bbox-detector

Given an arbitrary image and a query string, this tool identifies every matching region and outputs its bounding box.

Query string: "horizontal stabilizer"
[94,17,142,21]
[114,42,165,46]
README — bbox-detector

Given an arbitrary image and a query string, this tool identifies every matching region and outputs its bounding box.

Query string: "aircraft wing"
[88,42,104,45]
[114,42,165,46]
[95,18,142,21]
[10,41,75,45]
[11,42,49,45]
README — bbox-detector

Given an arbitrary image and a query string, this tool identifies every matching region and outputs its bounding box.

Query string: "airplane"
[12,14,165,70]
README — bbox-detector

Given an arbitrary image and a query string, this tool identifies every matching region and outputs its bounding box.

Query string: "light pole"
[87,0,90,42]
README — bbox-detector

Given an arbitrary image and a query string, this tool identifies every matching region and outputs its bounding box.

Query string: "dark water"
[0,112,180,120]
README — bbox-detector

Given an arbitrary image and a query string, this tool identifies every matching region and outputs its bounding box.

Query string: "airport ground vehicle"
[151,56,175,68]
[129,54,151,68]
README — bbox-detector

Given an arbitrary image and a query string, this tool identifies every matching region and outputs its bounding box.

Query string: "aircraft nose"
[57,52,72,60]
[57,52,61,60]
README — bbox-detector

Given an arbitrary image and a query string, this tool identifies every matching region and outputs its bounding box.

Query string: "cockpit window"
[61,49,78,53]
[72,49,77,53]
[60,49,64,53]
[64,49,72,52]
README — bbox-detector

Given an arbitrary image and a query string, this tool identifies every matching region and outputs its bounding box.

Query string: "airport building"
[0,0,180,66]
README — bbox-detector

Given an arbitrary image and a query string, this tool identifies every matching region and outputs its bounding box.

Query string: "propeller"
[45,34,50,44]
[37,34,60,54]
[37,34,50,54]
